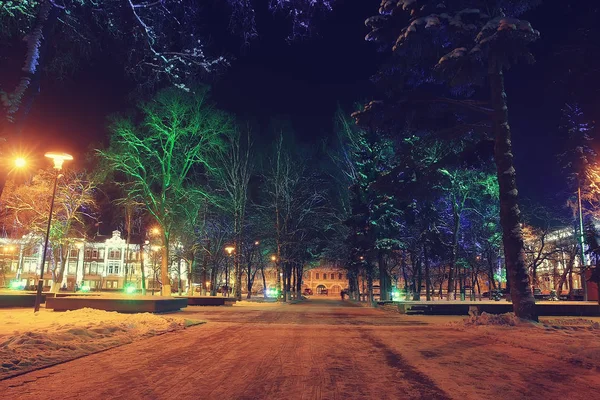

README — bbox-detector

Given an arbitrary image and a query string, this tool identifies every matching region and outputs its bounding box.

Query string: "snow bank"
[0,308,192,379]
[462,312,529,327]
[461,312,600,330]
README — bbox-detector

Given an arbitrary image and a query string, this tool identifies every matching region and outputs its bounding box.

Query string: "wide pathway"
[1,298,599,400]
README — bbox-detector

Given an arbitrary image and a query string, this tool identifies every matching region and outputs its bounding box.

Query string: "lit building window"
[108,249,121,259]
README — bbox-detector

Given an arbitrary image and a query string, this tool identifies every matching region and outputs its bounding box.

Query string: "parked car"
[320,289,328,295]
[303,288,313,295]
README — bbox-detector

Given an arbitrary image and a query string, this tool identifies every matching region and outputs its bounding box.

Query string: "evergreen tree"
[355,0,541,320]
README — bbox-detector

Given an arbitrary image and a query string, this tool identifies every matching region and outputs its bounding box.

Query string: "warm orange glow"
[14,157,26,168]
[271,255,277,262]
[225,246,235,254]
[150,227,160,235]
[45,152,73,170]
[254,241,260,245]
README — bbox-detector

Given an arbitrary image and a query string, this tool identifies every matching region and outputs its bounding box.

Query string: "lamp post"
[33,152,73,312]
[271,255,281,299]
[224,246,234,297]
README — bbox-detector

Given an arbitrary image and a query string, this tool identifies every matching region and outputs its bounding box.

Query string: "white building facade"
[0,231,189,292]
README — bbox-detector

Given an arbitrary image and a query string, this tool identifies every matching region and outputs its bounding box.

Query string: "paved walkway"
[1,298,599,400]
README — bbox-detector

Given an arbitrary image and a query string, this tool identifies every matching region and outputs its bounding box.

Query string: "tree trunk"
[50,245,68,293]
[447,208,460,300]
[160,234,171,296]
[187,252,195,296]
[366,264,374,305]
[424,244,431,301]
[490,70,537,321]
[177,257,182,295]
[487,252,497,290]
[281,263,287,303]
[261,264,268,299]
[234,230,242,301]
[140,241,147,295]
[378,252,390,301]
[296,264,303,300]
[401,257,410,300]
[414,256,422,301]
[286,263,292,300]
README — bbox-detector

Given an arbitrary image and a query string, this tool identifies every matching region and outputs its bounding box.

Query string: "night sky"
[7,1,599,213]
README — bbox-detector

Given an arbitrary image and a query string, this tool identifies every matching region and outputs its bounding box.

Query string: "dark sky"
[5,1,598,212]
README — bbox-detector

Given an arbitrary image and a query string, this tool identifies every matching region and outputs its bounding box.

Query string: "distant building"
[0,230,189,292]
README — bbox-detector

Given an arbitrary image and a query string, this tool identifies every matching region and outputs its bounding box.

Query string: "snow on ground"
[1,300,599,399]
[0,307,196,380]
[449,312,600,373]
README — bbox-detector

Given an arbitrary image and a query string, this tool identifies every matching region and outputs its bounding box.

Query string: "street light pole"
[33,152,73,312]
[33,170,59,312]
[225,246,234,297]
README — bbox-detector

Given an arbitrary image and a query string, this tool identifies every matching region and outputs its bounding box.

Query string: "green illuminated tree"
[100,87,231,296]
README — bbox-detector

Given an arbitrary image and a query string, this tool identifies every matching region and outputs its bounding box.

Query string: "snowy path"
[1,298,599,400]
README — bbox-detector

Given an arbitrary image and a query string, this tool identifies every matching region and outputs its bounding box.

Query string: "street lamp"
[14,157,26,168]
[33,152,73,312]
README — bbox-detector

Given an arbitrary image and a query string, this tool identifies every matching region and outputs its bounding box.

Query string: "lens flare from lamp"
[9,280,25,290]
[125,284,137,295]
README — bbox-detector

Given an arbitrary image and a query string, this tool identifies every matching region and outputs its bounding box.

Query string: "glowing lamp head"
[225,246,235,255]
[45,152,73,170]
[271,255,277,262]
[125,284,137,295]
[14,157,26,168]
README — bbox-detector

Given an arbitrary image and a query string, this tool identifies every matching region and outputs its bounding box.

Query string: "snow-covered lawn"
[0,308,201,380]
